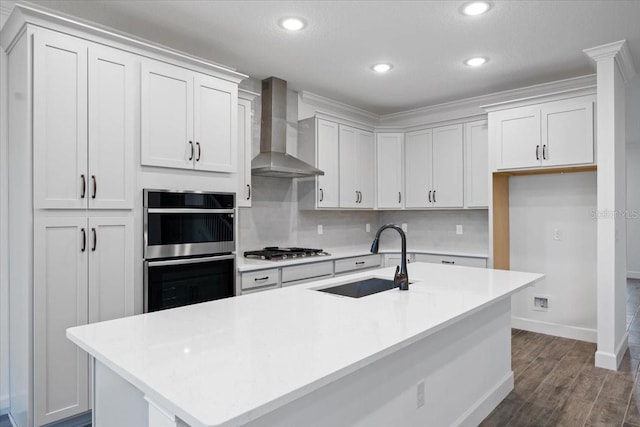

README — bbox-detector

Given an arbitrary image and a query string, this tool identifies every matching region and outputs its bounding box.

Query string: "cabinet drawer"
[282,261,333,284]
[384,254,414,268]
[334,255,381,274]
[241,268,279,290]
[414,254,486,268]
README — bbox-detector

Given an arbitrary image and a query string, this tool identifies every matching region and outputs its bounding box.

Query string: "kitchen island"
[67,262,542,427]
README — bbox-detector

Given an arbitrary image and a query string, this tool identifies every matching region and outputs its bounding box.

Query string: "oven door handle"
[146,254,235,267]
[146,208,235,214]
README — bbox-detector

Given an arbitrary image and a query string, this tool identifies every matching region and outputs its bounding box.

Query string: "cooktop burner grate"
[244,247,330,261]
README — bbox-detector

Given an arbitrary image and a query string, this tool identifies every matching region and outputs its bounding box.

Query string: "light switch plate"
[456,225,463,235]
[366,223,370,233]
[317,224,323,235]
[402,223,408,232]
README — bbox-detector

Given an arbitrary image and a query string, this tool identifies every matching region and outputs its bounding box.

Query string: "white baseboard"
[511,317,597,343]
[595,332,629,370]
[629,271,640,280]
[454,371,514,427]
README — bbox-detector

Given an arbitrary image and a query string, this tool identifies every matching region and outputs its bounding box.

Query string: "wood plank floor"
[481,278,640,426]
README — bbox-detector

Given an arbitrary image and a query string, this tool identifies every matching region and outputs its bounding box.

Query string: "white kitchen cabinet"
[281,261,333,287]
[237,91,258,207]
[405,129,433,208]
[493,95,594,170]
[33,215,133,425]
[141,59,237,172]
[339,125,374,208]
[405,125,463,208]
[241,268,280,293]
[376,133,404,209]
[334,254,381,274]
[33,30,135,210]
[414,253,487,268]
[464,120,488,208]
[384,253,414,268]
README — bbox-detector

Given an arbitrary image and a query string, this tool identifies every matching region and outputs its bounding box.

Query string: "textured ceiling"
[20,0,640,115]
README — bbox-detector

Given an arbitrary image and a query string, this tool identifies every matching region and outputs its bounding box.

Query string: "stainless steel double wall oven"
[143,189,236,312]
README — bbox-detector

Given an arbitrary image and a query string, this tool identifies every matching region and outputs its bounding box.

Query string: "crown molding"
[299,91,380,126]
[238,89,260,102]
[0,1,15,18]
[584,40,637,83]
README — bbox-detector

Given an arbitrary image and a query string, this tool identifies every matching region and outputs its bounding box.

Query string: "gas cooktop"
[244,247,330,261]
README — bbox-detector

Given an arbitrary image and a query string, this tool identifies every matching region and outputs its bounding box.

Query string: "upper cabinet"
[33,30,135,210]
[464,120,489,208]
[141,59,237,173]
[491,95,595,171]
[339,125,374,208]
[404,124,464,208]
[376,133,404,209]
[317,119,340,208]
[237,90,258,208]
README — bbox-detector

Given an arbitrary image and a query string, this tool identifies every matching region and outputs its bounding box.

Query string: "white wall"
[509,172,597,342]
[627,74,640,278]
[0,2,14,415]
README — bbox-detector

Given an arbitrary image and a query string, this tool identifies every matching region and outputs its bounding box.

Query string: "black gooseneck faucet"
[370,224,409,291]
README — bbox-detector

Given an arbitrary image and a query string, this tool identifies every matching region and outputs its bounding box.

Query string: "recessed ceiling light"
[464,57,488,67]
[280,17,305,31]
[462,1,491,16]
[372,63,393,73]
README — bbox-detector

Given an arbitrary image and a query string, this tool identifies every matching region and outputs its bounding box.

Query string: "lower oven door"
[144,254,235,312]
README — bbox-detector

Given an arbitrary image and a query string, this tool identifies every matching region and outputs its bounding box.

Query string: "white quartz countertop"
[67,263,541,427]
[237,246,489,272]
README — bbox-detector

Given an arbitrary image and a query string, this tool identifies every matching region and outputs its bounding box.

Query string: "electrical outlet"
[366,223,371,233]
[553,228,562,241]
[533,295,550,311]
[317,224,323,235]
[417,381,425,408]
[456,225,463,235]
[402,223,408,232]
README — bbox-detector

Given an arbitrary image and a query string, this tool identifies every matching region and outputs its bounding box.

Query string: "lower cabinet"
[334,255,381,275]
[33,215,134,425]
[413,253,487,268]
[384,253,414,268]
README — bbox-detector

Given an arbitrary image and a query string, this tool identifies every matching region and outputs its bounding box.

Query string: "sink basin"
[317,278,398,298]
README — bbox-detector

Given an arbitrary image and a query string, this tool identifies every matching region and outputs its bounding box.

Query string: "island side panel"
[244,298,513,427]
[94,359,148,427]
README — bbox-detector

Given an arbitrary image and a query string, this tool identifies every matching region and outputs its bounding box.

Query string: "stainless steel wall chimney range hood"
[251,77,324,178]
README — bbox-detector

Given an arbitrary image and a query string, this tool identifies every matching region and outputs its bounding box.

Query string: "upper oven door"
[144,190,235,259]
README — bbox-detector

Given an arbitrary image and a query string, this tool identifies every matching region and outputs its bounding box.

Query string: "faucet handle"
[394,265,409,291]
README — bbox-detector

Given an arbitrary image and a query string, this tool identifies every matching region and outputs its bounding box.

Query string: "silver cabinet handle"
[91,175,97,199]
[319,188,324,202]
[188,141,194,161]
[80,175,86,199]
[81,228,86,252]
[92,228,97,251]
[246,184,251,200]
[254,276,269,281]
[428,190,432,203]
[536,145,540,160]
[196,142,201,161]
[543,144,547,160]
[398,192,402,204]
[433,190,436,203]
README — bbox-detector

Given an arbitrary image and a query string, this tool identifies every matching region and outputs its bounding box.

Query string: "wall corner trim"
[584,40,637,83]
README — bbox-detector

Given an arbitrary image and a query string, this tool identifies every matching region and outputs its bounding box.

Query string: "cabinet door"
[495,106,541,169]
[464,120,489,208]
[376,133,403,208]
[194,73,237,172]
[339,125,359,208]
[34,217,89,425]
[88,216,134,323]
[541,96,594,167]
[33,30,88,209]
[316,119,340,208]
[432,124,463,208]
[88,46,135,209]
[141,60,194,169]
[404,129,433,208]
[356,129,375,208]
[237,99,253,207]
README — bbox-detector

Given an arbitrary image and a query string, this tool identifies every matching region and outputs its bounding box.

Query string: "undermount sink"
[317,278,399,298]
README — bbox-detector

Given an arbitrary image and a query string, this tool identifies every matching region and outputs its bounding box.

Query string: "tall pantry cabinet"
[8,26,135,426]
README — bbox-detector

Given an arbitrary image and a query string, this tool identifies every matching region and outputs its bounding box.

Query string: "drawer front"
[282,261,333,284]
[414,254,487,268]
[241,268,279,290]
[334,255,381,274]
[384,254,414,268]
